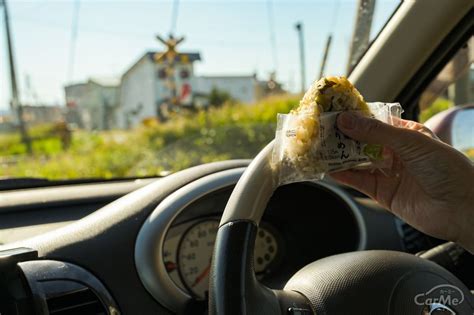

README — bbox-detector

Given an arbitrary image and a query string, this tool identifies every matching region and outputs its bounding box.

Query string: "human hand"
[331,112,474,253]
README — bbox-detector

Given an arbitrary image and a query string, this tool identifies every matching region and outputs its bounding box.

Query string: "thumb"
[336,112,426,156]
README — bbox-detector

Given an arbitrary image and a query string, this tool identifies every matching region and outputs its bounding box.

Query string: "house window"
[158,69,167,79]
[180,69,190,79]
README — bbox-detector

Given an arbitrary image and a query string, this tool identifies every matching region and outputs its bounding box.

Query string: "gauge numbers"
[177,219,278,300]
[178,220,218,300]
[254,226,278,273]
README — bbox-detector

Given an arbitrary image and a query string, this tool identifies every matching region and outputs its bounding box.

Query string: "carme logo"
[414,284,464,307]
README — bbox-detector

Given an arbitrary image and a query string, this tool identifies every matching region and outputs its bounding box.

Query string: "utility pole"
[453,70,470,105]
[295,22,306,94]
[1,0,32,153]
[448,47,471,105]
[319,35,332,78]
[346,0,376,74]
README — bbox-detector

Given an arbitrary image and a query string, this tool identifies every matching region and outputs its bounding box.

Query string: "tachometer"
[177,219,279,300]
[254,225,278,273]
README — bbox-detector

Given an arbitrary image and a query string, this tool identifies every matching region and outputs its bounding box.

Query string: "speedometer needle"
[191,263,211,288]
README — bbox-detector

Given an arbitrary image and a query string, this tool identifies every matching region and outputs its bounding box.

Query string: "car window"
[419,36,474,122]
[0,0,399,183]
[419,36,473,160]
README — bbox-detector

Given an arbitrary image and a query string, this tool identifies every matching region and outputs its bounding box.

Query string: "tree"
[208,87,232,108]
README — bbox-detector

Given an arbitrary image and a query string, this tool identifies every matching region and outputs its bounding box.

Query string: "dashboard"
[0,161,444,315]
[134,167,406,313]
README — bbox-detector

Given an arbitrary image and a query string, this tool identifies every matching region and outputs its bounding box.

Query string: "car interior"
[0,1,473,315]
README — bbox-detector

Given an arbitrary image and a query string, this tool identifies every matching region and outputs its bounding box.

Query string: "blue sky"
[0,0,399,110]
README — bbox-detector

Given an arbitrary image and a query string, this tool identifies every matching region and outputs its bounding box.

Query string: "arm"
[331,112,474,253]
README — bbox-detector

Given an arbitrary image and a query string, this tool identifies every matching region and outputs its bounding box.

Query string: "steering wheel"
[209,142,474,315]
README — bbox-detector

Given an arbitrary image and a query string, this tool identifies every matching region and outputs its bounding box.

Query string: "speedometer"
[177,219,279,300]
[178,220,218,300]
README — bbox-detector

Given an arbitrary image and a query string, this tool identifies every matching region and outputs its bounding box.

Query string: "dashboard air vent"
[47,287,107,315]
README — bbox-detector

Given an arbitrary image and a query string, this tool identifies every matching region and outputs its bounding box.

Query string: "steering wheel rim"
[209,142,474,315]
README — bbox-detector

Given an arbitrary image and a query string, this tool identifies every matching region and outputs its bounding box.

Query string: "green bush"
[419,97,453,123]
[208,87,233,108]
[1,95,298,179]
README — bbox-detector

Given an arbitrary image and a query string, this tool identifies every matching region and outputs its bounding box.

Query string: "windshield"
[0,0,399,181]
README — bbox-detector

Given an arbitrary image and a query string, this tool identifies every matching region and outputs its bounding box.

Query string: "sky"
[0,0,400,110]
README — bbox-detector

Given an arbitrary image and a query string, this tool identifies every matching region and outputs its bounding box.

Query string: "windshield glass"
[0,0,399,181]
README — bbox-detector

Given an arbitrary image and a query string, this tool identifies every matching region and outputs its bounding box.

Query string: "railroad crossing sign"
[154,34,187,121]
[154,34,185,64]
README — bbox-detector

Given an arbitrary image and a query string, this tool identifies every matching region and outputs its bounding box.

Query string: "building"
[117,49,287,128]
[193,75,258,104]
[82,34,286,129]
[0,109,14,132]
[119,51,201,128]
[0,106,65,132]
[193,72,286,106]
[22,105,63,125]
[119,61,282,128]
[65,78,120,130]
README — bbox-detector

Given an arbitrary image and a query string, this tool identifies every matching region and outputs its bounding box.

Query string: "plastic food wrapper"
[272,76,403,185]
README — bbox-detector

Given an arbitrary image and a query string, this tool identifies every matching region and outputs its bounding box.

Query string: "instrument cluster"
[163,217,280,300]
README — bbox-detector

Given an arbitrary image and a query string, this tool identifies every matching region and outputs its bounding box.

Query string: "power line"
[266,0,278,72]
[11,16,273,48]
[170,0,179,35]
[16,10,322,49]
[67,0,80,83]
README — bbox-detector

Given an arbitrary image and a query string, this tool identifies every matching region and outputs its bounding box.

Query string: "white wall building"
[65,78,120,130]
[193,75,258,104]
[117,50,283,128]
[119,51,200,128]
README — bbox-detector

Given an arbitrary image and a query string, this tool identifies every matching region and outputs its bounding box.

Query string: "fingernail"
[338,112,356,130]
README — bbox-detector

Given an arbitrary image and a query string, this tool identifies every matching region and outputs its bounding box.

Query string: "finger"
[336,112,430,156]
[394,117,439,139]
[330,169,377,198]
[395,117,423,129]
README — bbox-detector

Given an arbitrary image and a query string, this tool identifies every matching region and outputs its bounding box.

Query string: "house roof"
[64,82,88,89]
[146,51,201,63]
[65,77,120,89]
[89,76,121,87]
[122,51,201,79]
[198,74,257,80]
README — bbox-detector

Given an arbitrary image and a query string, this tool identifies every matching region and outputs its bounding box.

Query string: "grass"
[1,95,298,179]
[2,95,469,179]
